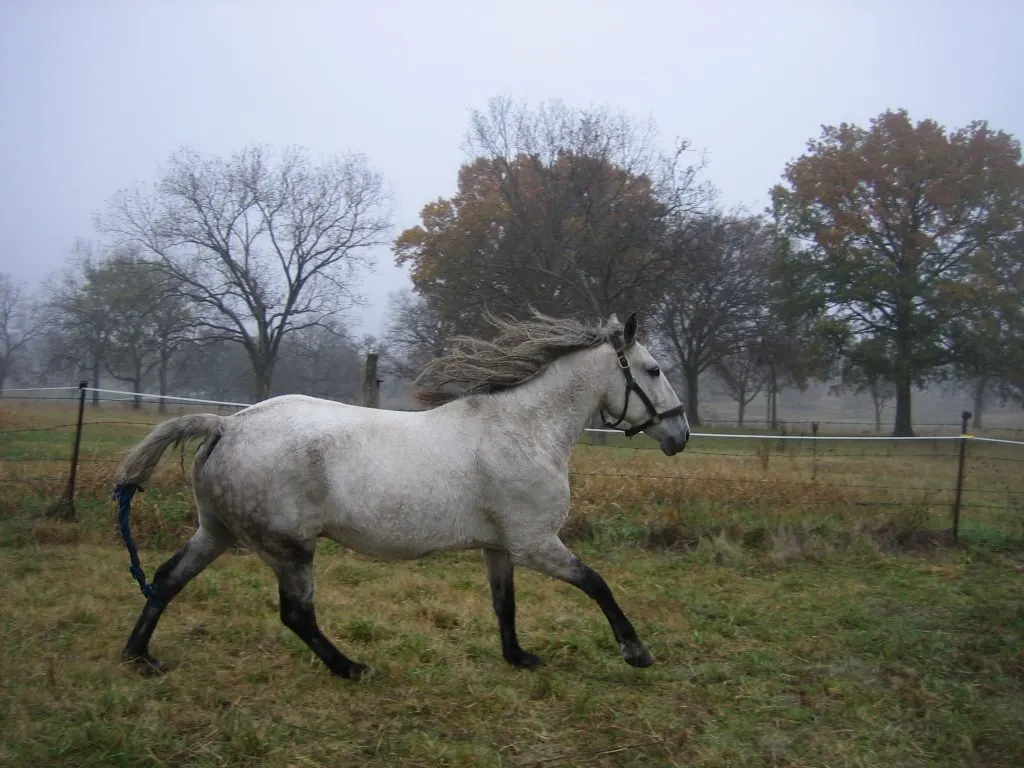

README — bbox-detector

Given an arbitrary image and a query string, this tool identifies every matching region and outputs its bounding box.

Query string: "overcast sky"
[2,0,1022,338]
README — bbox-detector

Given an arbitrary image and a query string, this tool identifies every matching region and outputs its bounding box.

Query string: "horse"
[113,310,690,681]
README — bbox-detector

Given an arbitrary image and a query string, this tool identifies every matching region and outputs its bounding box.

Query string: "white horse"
[114,310,690,680]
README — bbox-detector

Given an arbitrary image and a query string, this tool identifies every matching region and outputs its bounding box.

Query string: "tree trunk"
[893,298,915,437]
[90,360,101,407]
[734,382,747,426]
[893,373,914,437]
[250,342,275,401]
[685,366,700,426]
[870,383,883,433]
[766,361,778,431]
[132,360,143,410]
[158,358,169,414]
[973,378,987,429]
[254,366,273,401]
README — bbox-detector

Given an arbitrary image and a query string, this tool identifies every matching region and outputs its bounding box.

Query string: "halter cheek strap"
[602,339,687,438]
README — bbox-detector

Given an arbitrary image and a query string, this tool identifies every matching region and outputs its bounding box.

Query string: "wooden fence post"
[363,353,380,408]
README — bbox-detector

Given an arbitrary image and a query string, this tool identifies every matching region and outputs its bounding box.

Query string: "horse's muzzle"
[660,430,689,457]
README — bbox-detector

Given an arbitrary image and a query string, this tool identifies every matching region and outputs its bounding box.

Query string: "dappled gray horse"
[114,311,690,680]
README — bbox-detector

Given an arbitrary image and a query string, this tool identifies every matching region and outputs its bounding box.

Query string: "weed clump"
[640,522,699,551]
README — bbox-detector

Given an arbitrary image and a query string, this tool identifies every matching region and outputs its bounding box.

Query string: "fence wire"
[2,387,1023,538]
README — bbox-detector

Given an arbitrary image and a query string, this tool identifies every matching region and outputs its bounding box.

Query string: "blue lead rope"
[114,483,161,607]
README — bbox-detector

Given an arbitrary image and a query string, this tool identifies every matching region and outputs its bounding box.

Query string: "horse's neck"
[498,345,610,458]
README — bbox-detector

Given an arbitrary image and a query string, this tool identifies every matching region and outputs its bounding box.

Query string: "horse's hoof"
[620,640,653,668]
[122,650,168,676]
[347,663,376,682]
[509,650,543,670]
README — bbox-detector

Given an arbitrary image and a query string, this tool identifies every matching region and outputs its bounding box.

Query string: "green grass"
[1,544,1022,766]
[1,401,1024,765]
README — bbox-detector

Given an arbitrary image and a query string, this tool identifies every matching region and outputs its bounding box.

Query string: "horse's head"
[601,311,690,456]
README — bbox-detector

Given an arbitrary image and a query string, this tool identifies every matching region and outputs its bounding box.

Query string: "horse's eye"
[647,366,661,377]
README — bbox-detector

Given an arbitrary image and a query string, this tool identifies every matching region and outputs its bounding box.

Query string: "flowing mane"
[413,309,623,407]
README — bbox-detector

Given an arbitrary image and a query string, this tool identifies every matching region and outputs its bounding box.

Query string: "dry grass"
[2,400,1024,765]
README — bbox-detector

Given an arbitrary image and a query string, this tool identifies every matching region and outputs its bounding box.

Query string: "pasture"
[1,399,1023,766]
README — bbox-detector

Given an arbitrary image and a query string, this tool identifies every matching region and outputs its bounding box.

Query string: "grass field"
[2,399,1024,766]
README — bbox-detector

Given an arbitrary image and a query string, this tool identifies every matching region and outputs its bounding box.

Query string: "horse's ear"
[623,312,638,345]
[607,312,620,326]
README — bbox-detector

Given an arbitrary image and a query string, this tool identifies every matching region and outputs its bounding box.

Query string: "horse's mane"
[413,309,622,408]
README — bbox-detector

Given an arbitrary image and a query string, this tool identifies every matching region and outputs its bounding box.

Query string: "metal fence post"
[951,409,972,543]
[45,380,88,522]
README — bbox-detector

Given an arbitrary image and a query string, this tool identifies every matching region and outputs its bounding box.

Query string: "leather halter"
[601,336,687,438]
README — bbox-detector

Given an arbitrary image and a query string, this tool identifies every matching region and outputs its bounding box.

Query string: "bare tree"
[40,243,113,405]
[147,273,195,412]
[273,321,362,402]
[713,343,768,426]
[828,337,899,432]
[101,144,392,399]
[0,273,40,390]
[171,337,254,402]
[381,290,449,380]
[92,248,194,409]
[656,212,773,425]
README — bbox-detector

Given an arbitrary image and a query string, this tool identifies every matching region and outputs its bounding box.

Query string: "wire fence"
[2,383,1023,543]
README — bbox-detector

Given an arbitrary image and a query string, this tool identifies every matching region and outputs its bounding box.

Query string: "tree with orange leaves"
[394,97,712,341]
[772,109,1024,436]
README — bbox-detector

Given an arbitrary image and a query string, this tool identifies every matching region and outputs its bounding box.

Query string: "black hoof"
[122,650,168,676]
[507,649,544,670]
[342,662,376,682]
[621,639,653,668]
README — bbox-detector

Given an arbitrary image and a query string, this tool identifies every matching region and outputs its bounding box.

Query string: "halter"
[601,335,687,438]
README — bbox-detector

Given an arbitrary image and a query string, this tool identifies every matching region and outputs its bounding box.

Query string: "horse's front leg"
[512,536,653,668]
[481,548,542,669]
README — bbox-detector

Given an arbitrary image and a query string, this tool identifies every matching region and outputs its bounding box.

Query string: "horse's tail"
[116,414,225,489]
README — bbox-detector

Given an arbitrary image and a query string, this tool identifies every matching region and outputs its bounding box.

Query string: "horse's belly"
[324,517,500,560]
[322,485,499,560]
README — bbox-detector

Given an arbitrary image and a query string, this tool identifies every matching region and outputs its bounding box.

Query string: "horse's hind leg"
[482,548,542,669]
[122,522,234,675]
[513,536,653,668]
[272,550,374,681]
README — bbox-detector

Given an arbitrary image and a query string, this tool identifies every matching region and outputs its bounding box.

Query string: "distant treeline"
[2,97,1021,434]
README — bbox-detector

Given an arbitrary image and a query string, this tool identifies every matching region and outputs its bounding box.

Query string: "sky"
[1,0,1022,339]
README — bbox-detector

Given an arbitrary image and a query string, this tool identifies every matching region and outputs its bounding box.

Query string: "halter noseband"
[602,336,687,438]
